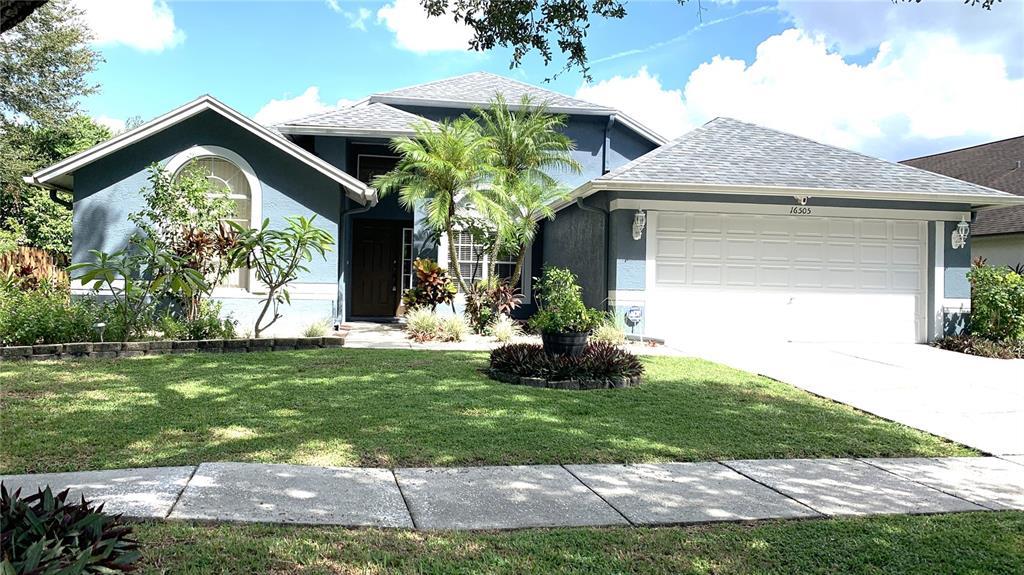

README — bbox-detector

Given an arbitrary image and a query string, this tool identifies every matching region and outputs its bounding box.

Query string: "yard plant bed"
[0,336,343,361]
[133,512,1024,574]
[488,342,644,390]
[0,349,973,474]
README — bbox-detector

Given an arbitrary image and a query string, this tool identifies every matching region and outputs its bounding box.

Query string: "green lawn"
[135,512,1024,574]
[0,348,973,474]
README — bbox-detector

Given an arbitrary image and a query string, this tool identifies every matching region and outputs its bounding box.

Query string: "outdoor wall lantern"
[951,216,970,250]
[632,209,647,240]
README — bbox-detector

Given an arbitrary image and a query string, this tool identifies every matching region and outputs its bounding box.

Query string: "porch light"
[951,216,970,250]
[632,209,647,241]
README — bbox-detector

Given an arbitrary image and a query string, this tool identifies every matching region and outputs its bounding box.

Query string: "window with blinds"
[453,231,517,290]
[175,156,251,289]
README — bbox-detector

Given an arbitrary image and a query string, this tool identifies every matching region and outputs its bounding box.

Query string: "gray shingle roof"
[600,117,1016,201]
[901,137,1024,235]
[280,102,435,134]
[371,72,611,112]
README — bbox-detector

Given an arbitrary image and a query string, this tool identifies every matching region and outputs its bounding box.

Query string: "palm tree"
[372,118,496,293]
[475,95,582,285]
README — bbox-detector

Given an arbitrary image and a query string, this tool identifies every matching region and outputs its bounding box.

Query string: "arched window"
[166,146,261,290]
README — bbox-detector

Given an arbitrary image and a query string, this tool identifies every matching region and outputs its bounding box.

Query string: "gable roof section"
[901,136,1024,235]
[559,117,1023,210]
[372,72,608,113]
[275,102,439,138]
[370,71,667,145]
[26,95,372,204]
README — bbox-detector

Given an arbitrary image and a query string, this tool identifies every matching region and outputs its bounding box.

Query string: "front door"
[351,220,407,317]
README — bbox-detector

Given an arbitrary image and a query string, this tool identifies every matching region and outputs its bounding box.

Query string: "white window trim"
[438,233,532,303]
[165,145,263,292]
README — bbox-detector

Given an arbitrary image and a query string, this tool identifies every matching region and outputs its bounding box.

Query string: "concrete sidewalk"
[3,457,1022,530]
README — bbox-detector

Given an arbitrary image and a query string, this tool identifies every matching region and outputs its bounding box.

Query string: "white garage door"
[647,212,927,343]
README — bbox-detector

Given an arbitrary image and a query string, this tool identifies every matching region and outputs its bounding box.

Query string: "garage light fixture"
[951,216,970,250]
[632,209,647,240]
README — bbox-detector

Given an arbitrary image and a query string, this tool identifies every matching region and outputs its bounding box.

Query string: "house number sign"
[789,206,813,215]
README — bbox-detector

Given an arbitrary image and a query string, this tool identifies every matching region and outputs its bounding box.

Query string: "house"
[26,72,1024,342]
[901,137,1024,269]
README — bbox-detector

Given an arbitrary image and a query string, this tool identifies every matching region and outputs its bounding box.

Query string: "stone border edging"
[0,336,345,361]
[488,369,642,390]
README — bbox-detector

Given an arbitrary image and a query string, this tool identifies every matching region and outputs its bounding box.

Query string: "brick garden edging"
[0,336,345,361]
[487,369,642,390]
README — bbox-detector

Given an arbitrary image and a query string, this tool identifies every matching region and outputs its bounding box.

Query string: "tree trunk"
[446,226,467,294]
[510,243,528,288]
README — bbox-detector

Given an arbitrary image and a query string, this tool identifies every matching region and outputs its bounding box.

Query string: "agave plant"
[1,483,141,575]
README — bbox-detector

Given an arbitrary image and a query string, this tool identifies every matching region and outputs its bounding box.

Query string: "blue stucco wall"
[72,109,345,334]
[608,209,645,291]
[386,104,654,189]
[540,196,608,309]
[606,121,658,172]
[943,221,972,299]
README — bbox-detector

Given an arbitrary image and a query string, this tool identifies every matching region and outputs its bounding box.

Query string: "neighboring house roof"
[25,95,373,205]
[275,102,439,138]
[901,136,1024,236]
[369,71,667,145]
[554,117,1024,211]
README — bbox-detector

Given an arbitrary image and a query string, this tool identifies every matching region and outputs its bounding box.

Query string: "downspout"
[336,190,377,327]
[22,175,73,209]
[575,197,610,312]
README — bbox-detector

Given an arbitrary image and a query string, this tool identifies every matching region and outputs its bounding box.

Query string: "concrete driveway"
[671,340,1024,456]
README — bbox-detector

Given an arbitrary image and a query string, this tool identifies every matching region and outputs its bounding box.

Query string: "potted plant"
[528,266,603,356]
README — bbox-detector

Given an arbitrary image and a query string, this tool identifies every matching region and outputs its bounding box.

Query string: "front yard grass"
[136,512,1024,574]
[0,348,973,474]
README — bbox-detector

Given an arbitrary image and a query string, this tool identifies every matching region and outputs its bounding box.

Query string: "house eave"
[546,180,1024,217]
[27,95,372,205]
[275,125,416,139]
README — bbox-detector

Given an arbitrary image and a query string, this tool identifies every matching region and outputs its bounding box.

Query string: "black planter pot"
[541,331,589,356]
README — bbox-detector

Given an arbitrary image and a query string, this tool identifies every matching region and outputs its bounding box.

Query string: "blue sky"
[76,0,1023,161]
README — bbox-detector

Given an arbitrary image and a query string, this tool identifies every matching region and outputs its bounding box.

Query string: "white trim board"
[547,179,1024,216]
[24,95,371,204]
[609,199,970,222]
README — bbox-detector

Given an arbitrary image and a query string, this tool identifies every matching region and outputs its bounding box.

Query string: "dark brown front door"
[351,220,406,317]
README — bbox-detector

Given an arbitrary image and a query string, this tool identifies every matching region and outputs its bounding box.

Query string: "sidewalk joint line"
[165,464,200,519]
[716,460,826,517]
[560,464,634,527]
[391,469,418,529]
[856,458,997,511]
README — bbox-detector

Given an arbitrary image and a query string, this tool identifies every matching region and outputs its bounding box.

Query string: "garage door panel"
[657,238,686,258]
[690,264,722,285]
[656,262,686,284]
[650,212,926,343]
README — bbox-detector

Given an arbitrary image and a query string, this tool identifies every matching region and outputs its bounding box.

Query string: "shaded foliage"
[490,342,644,379]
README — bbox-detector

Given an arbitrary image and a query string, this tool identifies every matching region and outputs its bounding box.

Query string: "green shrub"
[438,314,469,342]
[528,266,603,334]
[591,318,626,346]
[967,264,1024,342]
[490,314,522,343]
[405,307,442,341]
[157,300,237,341]
[0,484,141,574]
[0,281,109,346]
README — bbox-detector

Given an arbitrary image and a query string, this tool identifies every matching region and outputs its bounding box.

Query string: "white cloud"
[377,0,474,53]
[346,7,372,31]
[575,67,692,140]
[74,0,185,52]
[94,115,126,134]
[578,29,1024,158]
[253,87,355,126]
[777,0,1023,76]
[325,1,371,31]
